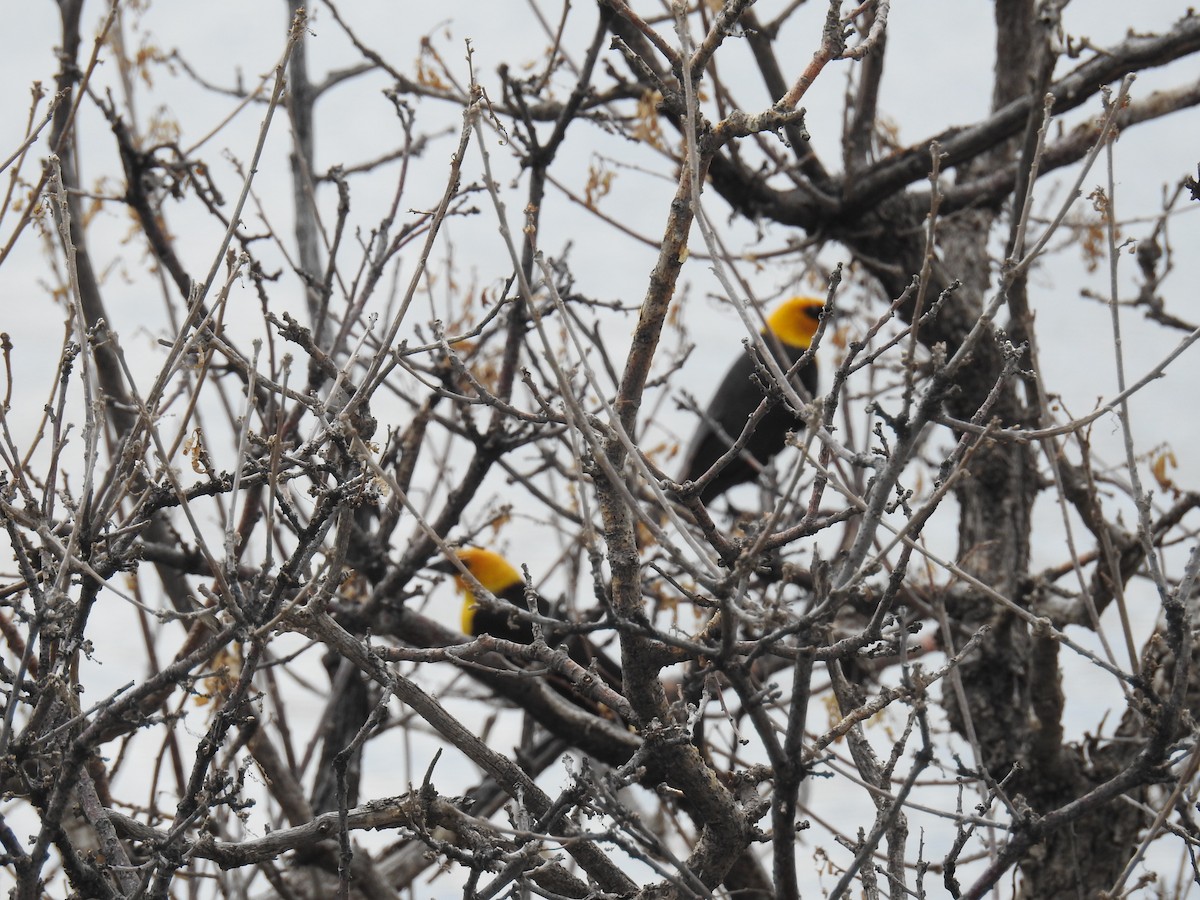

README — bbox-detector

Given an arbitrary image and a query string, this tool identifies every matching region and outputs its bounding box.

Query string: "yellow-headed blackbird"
[434,548,624,705]
[436,546,548,643]
[681,296,823,504]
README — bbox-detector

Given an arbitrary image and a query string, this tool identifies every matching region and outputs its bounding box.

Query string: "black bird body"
[682,296,823,504]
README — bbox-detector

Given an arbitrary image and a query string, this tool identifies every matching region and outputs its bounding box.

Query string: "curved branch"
[844,14,1200,211]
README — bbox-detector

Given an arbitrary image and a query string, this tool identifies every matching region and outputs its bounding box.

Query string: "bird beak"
[429,558,459,575]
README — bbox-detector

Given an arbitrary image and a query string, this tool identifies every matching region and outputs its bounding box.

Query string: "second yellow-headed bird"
[681,296,823,504]
[437,547,548,643]
[435,547,624,710]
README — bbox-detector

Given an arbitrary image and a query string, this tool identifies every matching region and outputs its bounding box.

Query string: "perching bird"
[681,296,824,504]
[433,547,624,710]
[436,546,548,643]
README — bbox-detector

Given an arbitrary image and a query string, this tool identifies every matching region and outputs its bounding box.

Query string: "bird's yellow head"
[764,296,824,349]
[440,547,524,635]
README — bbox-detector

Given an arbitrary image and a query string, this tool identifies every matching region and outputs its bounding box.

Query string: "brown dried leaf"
[1151,449,1178,493]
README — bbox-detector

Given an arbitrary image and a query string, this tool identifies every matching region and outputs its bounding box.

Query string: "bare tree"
[2,1,1200,897]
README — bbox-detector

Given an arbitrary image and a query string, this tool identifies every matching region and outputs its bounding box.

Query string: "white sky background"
[1,1,1199,896]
